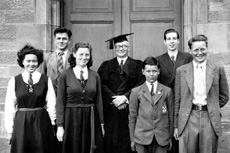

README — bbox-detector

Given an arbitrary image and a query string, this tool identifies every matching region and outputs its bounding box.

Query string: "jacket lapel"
[183,62,194,94]
[206,60,215,94]
[64,50,71,69]
[153,83,163,104]
[142,83,154,106]
[161,53,174,74]
[48,51,58,74]
[123,57,130,75]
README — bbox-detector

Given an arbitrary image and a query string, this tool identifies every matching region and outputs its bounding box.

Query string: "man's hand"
[167,138,173,150]
[117,103,128,110]
[112,95,127,107]
[56,126,64,142]
[130,141,136,152]
[174,128,179,140]
[6,133,12,144]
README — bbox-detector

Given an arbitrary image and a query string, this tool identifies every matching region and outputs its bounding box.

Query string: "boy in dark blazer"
[129,57,174,153]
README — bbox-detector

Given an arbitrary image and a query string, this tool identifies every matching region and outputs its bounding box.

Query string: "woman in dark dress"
[4,45,56,153]
[56,42,104,153]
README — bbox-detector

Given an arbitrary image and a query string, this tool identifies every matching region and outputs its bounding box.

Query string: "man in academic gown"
[98,33,145,153]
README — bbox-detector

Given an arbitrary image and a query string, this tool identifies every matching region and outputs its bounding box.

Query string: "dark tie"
[171,55,175,65]
[80,70,85,87]
[57,52,64,73]
[151,83,154,96]
[28,73,33,93]
[120,59,124,75]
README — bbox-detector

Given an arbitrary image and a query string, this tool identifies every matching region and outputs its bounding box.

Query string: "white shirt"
[146,81,158,95]
[56,50,68,65]
[4,71,56,133]
[117,56,128,65]
[168,50,178,61]
[73,66,88,80]
[192,60,207,105]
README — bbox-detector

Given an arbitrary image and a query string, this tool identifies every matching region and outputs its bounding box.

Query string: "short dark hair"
[17,44,44,68]
[54,27,72,39]
[68,42,93,68]
[164,29,180,40]
[188,34,208,49]
[142,56,160,69]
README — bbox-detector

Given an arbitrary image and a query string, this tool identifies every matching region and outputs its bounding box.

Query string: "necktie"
[171,55,175,65]
[150,83,154,96]
[195,65,205,96]
[80,70,85,87]
[28,73,33,93]
[57,52,64,73]
[120,59,124,75]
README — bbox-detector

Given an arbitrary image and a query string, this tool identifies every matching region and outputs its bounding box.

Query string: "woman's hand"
[56,126,64,142]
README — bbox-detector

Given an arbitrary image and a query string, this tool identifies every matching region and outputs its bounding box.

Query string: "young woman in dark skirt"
[56,42,104,153]
[4,44,56,153]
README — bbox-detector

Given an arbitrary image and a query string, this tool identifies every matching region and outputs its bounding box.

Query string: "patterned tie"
[80,70,85,87]
[120,59,124,75]
[151,83,154,96]
[28,73,33,93]
[195,65,205,95]
[57,52,64,74]
[171,55,175,65]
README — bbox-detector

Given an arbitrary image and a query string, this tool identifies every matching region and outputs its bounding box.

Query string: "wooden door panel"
[72,24,113,70]
[64,0,121,70]
[64,0,181,69]
[126,0,182,60]
[132,23,172,60]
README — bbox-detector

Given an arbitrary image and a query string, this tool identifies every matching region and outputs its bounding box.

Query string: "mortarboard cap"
[105,33,134,49]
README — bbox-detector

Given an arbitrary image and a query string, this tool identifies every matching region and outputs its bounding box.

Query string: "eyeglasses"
[115,45,129,50]
[192,48,207,54]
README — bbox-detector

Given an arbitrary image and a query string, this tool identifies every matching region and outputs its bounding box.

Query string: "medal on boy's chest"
[162,103,167,113]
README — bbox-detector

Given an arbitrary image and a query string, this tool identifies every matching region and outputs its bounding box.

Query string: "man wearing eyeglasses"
[174,35,229,153]
[98,33,145,153]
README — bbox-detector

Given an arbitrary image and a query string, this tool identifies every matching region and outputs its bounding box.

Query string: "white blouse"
[4,70,56,133]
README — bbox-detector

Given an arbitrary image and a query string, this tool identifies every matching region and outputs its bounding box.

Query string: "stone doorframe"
[56,0,206,52]
[183,0,208,51]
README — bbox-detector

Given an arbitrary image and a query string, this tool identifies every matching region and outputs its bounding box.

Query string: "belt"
[192,104,208,111]
[18,107,44,111]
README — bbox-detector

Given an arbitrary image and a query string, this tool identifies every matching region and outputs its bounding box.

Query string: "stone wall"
[0,0,60,138]
[198,0,230,152]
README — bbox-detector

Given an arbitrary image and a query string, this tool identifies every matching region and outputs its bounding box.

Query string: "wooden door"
[63,0,182,70]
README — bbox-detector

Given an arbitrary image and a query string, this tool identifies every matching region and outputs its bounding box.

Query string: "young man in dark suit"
[129,57,174,153]
[174,35,229,153]
[156,29,193,92]
[98,33,145,153]
[156,29,193,153]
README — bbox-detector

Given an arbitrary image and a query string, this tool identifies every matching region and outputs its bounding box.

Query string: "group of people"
[4,27,229,153]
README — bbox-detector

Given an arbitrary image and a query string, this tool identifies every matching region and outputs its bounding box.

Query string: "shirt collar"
[22,70,39,76]
[193,60,207,68]
[146,80,158,93]
[167,50,178,60]
[117,56,128,64]
[56,50,68,56]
